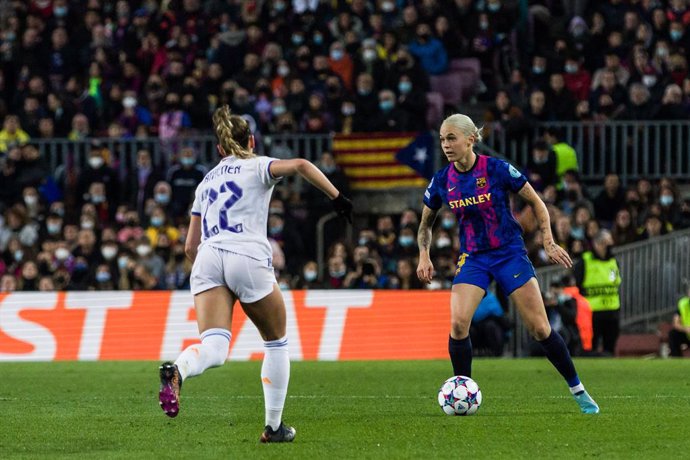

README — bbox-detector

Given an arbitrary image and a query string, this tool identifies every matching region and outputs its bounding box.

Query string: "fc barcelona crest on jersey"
[476,177,487,188]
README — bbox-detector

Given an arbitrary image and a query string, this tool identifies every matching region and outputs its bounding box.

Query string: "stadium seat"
[429,73,464,109]
[425,92,444,128]
[449,58,481,77]
[614,334,661,357]
[430,59,481,108]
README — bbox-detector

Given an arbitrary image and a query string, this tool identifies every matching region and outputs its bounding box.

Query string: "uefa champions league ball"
[437,375,482,416]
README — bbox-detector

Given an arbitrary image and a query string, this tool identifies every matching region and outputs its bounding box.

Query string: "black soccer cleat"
[159,362,182,418]
[260,422,296,443]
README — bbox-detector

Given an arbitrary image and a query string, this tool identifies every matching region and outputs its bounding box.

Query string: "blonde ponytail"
[212,105,254,159]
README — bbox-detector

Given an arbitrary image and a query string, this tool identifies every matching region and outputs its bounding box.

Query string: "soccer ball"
[437,375,482,416]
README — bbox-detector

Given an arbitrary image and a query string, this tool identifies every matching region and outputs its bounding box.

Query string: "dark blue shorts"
[452,242,536,295]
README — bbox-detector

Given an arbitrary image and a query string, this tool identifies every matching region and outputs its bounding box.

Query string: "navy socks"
[539,330,581,388]
[449,335,472,377]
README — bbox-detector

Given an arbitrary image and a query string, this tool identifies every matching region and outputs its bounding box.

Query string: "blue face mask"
[532,66,545,75]
[313,34,323,45]
[487,2,501,12]
[330,50,344,61]
[118,257,129,270]
[273,105,287,116]
[358,237,369,246]
[379,100,394,111]
[180,157,195,167]
[670,30,683,42]
[570,227,584,240]
[155,193,170,204]
[151,216,164,227]
[660,195,674,206]
[304,270,317,282]
[47,223,62,235]
[96,272,111,283]
[269,225,283,235]
[399,235,414,247]
[442,218,455,230]
[358,88,371,96]
[292,34,304,45]
[54,6,68,17]
[398,81,412,94]
[565,64,578,74]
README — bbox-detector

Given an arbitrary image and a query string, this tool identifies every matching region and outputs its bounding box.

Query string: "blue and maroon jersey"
[423,154,527,254]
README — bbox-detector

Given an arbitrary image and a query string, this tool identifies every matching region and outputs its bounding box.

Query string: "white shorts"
[190,245,276,303]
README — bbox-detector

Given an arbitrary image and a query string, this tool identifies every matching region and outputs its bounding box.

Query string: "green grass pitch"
[1,359,689,459]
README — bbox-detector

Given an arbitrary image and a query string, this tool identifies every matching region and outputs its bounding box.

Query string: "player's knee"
[529,323,551,341]
[450,318,471,338]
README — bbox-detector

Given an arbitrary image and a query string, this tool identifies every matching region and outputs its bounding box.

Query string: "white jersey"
[191,155,281,260]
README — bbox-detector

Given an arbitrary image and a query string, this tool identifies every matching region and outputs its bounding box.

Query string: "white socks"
[261,336,290,431]
[569,383,585,395]
[175,328,231,381]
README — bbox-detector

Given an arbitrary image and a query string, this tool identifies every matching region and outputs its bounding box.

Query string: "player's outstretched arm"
[518,182,573,268]
[416,205,439,283]
[270,159,352,222]
[185,215,202,262]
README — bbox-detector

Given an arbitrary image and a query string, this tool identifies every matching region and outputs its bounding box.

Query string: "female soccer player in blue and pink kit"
[417,114,599,414]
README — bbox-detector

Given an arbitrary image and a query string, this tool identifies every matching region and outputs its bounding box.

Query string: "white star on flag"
[414,147,428,163]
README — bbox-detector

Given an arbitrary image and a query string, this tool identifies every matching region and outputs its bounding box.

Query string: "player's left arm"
[185,215,202,262]
[517,182,572,268]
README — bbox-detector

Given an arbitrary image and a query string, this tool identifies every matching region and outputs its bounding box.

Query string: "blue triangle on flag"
[395,132,435,179]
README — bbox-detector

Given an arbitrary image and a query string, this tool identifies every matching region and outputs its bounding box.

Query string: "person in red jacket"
[561,274,593,353]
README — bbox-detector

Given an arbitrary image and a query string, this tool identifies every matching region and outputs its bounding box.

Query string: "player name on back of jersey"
[449,193,492,209]
[203,164,242,183]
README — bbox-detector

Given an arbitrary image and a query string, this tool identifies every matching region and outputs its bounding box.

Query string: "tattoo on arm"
[418,206,439,250]
[518,183,553,244]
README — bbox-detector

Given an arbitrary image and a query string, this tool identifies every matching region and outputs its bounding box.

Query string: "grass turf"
[1,359,689,459]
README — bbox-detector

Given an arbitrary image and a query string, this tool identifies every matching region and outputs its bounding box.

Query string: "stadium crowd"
[1,0,690,294]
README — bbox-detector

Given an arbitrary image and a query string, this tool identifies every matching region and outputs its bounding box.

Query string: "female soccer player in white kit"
[158,105,353,443]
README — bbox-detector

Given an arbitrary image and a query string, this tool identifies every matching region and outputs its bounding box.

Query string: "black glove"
[331,193,353,224]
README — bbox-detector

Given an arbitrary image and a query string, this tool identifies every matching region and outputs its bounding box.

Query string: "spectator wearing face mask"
[150,181,174,219]
[395,74,427,130]
[407,22,448,76]
[371,89,410,132]
[166,146,207,222]
[77,143,120,209]
[526,140,557,192]
[293,260,323,289]
[145,205,180,248]
[118,90,153,136]
[134,236,165,285]
[396,226,418,258]
[125,149,163,218]
[94,263,115,290]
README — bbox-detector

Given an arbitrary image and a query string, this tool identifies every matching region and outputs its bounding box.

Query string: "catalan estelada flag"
[332,132,435,189]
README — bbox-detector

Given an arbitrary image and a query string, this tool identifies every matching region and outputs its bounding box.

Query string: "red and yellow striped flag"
[333,132,434,190]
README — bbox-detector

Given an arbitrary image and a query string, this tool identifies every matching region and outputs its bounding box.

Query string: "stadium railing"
[483,120,690,184]
[510,228,690,356]
[31,120,690,186]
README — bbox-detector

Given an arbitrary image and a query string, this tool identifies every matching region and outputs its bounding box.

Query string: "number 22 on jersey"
[201,180,244,238]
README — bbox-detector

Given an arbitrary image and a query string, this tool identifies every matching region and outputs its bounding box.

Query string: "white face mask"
[363,49,377,62]
[123,96,137,108]
[88,157,104,169]
[24,195,38,206]
[101,246,118,260]
[136,245,151,257]
[55,247,70,261]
